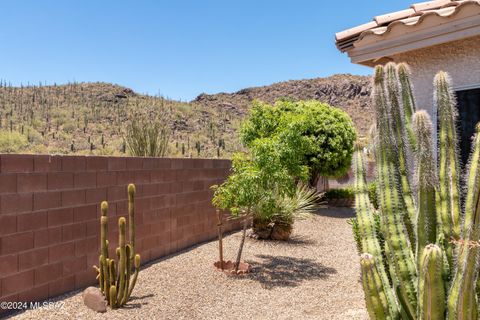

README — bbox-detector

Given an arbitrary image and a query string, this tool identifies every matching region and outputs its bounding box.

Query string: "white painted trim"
[348,15,480,64]
[454,83,480,91]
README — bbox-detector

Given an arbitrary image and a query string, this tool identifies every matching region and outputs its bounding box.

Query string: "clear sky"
[1,0,414,101]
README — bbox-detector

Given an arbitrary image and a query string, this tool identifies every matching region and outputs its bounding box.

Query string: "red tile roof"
[336,0,480,52]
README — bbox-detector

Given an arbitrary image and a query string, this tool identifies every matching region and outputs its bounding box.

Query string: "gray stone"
[82,286,107,313]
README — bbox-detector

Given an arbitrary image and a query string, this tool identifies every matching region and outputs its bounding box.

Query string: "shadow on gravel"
[244,254,336,289]
[315,206,355,219]
[124,293,155,309]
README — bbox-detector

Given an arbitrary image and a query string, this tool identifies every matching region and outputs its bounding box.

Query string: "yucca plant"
[125,118,169,157]
[353,62,480,319]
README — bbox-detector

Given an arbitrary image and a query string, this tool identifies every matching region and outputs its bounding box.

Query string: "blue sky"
[1,0,413,101]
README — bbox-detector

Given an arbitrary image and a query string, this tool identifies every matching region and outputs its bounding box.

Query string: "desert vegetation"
[353,62,480,319]
[0,76,370,158]
[212,99,356,271]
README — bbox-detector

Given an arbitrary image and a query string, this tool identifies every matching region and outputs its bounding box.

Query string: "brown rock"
[82,286,107,313]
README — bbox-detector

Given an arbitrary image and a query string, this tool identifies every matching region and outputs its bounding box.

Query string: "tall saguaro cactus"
[93,183,141,309]
[353,64,480,319]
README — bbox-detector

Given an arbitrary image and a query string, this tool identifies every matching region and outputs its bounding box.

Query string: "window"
[456,88,480,168]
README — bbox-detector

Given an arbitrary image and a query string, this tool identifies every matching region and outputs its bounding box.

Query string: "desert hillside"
[0,74,372,157]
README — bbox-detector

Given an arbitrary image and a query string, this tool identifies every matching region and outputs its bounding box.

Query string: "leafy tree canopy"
[240,99,356,179]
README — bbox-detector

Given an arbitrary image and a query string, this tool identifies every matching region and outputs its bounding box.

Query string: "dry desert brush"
[353,63,480,319]
[93,184,140,309]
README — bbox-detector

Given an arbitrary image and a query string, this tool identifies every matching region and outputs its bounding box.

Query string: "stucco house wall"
[391,35,480,118]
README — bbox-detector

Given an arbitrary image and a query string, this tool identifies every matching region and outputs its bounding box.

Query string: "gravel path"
[10,207,367,320]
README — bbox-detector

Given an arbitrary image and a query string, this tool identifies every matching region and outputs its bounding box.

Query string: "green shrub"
[367,182,378,209]
[324,187,354,200]
[0,131,29,153]
[240,99,357,181]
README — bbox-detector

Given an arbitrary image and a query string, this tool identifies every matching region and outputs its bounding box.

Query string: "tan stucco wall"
[391,35,480,117]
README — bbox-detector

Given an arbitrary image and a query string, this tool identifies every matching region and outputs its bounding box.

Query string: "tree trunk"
[235,214,249,272]
[216,210,224,270]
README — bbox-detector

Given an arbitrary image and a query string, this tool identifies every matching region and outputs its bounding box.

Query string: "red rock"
[82,286,107,313]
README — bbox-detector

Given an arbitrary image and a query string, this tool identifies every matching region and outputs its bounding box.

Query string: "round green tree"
[241,99,357,186]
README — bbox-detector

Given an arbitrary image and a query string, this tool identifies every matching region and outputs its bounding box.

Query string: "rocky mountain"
[192,74,372,135]
[0,74,373,157]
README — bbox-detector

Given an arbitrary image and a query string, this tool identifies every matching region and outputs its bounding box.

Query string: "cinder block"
[96,172,116,187]
[75,269,96,290]
[0,174,17,194]
[48,208,73,227]
[34,191,61,210]
[61,189,86,207]
[47,172,74,190]
[0,215,17,235]
[34,227,62,248]
[74,172,96,189]
[73,205,97,222]
[86,156,108,171]
[61,156,86,172]
[0,253,18,277]
[19,248,49,271]
[17,211,48,232]
[85,187,107,204]
[1,232,34,255]
[34,155,62,173]
[108,157,127,171]
[1,193,33,214]
[62,223,86,242]
[74,236,98,257]
[17,173,47,193]
[2,270,34,296]
[48,242,74,263]
[1,155,34,173]
[62,256,86,276]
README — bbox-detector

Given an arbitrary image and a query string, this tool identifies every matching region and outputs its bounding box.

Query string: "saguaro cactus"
[93,183,141,309]
[353,64,480,319]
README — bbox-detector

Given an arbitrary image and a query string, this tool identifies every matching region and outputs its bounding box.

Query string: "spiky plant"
[353,63,480,319]
[125,118,170,157]
[93,184,140,309]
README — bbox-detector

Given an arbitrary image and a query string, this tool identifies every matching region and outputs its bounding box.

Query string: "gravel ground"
[10,207,367,320]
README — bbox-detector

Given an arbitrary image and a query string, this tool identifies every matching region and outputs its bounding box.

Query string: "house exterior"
[336,0,480,165]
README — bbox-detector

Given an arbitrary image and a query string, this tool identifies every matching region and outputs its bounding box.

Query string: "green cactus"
[373,64,417,318]
[412,111,437,268]
[418,244,445,320]
[353,64,480,319]
[436,71,462,270]
[93,183,141,309]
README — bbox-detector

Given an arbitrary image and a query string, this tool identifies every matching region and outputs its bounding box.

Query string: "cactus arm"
[117,217,127,304]
[373,65,417,317]
[418,244,446,320]
[101,202,109,259]
[397,63,417,150]
[435,71,461,269]
[412,111,438,268]
[128,184,136,257]
[353,150,399,318]
[384,63,416,247]
[109,286,117,309]
[127,254,141,300]
[360,253,397,320]
[121,244,132,305]
[448,124,480,319]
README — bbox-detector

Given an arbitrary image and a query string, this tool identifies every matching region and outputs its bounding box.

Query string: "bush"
[125,119,170,157]
[367,182,378,209]
[0,131,29,153]
[324,187,354,200]
[240,99,357,181]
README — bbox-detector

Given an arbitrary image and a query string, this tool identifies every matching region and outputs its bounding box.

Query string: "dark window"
[456,88,480,168]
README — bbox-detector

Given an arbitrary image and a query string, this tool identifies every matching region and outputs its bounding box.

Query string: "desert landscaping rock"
[82,287,106,313]
[10,207,367,320]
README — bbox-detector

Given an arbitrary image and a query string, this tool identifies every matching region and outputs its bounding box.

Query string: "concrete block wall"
[0,154,238,307]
